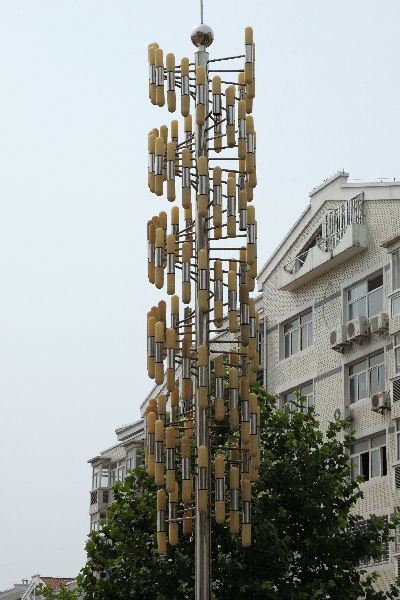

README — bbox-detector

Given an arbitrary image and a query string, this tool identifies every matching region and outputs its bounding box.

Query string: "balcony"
[279,194,367,291]
[89,488,110,515]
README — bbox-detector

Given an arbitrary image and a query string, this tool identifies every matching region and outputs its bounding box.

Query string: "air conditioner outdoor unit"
[333,406,352,423]
[347,316,369,342]
[370,391,390,413]
[330,326,349,352]
[370,312,389,334]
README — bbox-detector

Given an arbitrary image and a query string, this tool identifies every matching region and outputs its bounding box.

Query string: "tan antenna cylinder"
[198,344,208,410]
[170,386,179,445]
[196,66,206,125]
[244,26,253,84]
[166,142,176,202]
[249,392,258,458]
[149,45,157,104]
[215,454,225,524]
[248,298,256,359]
[157,394,167,422]
[158,299,166,327]
[148,222,156,283]
[155,49,165,107]
[147,411,156,477]
[155,228,165,289]
[230,349,238,366]
[182,241,191,304]
[182,148,191,209]
[229,367,239,431]
[166,328,176,391]
[166,427,176,493]
[181,435,191,503]
[240,281,249,347]
[197,156,208,217]
[238,100,246,160]
[228,270,238,332]
[247,205,256,265]
[183,510,192,536]
[246,116,255,174]
[147,316,155,379]
[198,248,208,313]
[166,235,175,295]
[247,42,255,100]
[149,397,157,413]
[155,321,164,384]
[148,133,156,192]
[155,420,164,486]
[181,57,190,116]
[239,189,247,232]
[168,481,179,545]
[226,85,236,147]
[197,445,208,513]
[230,466,239,534]
[155,137,164,196]
[241,478,251,547]
[249,131,257,188]
[231,442,239,463]
[166,53,176,113]
[171,294,180,350]
[213,166,222,238]
[157,489,167,554]
[214,355,225,421]
[214,260,223,327]
[171,206,179,259]
[212,76,222,152]
[227,175,236,238]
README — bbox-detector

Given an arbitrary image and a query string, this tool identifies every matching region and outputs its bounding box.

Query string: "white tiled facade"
[258,171,400,588]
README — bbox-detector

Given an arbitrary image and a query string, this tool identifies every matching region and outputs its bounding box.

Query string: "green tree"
[35,583,80,600]
[77,386,400,600]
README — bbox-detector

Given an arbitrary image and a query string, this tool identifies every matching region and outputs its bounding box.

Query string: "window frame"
[397,420,400,462]
[283,382,314,415]
[350,433,387,482]
[282,309,313,359]
[346,272,384,322]
[392,248,400,293]
[395,334,400,375]
[348,351,385,404]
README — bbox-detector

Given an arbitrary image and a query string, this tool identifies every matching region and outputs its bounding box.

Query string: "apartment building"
[257,170,400,588]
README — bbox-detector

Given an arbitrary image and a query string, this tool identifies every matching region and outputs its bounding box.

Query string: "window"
[355,517,389,565]
[257,331,263,367]
[392,248,400,291]
[393,295,400,317]
[350,433,387,482]
[92,466,108,489]
[136,448,144,467]
[126,450,135,472]
[395,335,400,374]
[347,273,383,320]
[284,383,314,414]
[283,310,313,358]
[349,352,384,403]
[397,420,400,461]
[110,463,117,486]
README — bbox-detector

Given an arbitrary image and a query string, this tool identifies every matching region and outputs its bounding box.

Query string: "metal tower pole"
[194,45,211,600]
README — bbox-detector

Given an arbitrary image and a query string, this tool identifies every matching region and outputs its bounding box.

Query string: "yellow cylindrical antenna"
[230,466,239,534]
[249,392,258,458]
[197,445,208,513]
[157,489,167,554]
[214,260,223,327]
[166,328,176,391]
[181,435,191,504]
[166,234,175,295]
[198,156,208,217]
[212,76,222,153]
[155,227,165,289]
[148,221,156,284]
[228,270,238,332]
[230,442,239,463]
[147,315,155,379]
[170,386,179,445]
[155,137,164,196]
[198,344,208,410]
[166,53,176,113]
[248,298,256,360]
[166,142,176,202]
[181,57,190,116]
[171,294,179,350]
[213,166,222,238]
[229,367,239,431]
[171,119,179,168]
[155,321,164,385]
[147,411,156,477]
[247,204,256,265]
[155,419,164,486]
[149,45,157,105]
[171,205,179,257]
[247,42,255,102]
[240,375,250,449]
[230,348,238,366]
[183,510,192,536]
[157,393,167,423]
[196,66,206,126]
[249,130,257,189]
[168,481,179,545]
[198,248,208,313]
[225,85,236,147]
[215,454,225,524]
[238,71,246,100]
[240,280,249,347]
[149,397,157,413]
[148,133,156,193]
[166,427,176,493]
[155,48,165,107]
[182,148,192,209]
[246,116,255,174]
[214,355,225,422]
[238,100,246,160]
[244,26,254,84]
[182,241,191,304]
[227,174,236,238]
[241,478,251,547]
[238,189,248,233]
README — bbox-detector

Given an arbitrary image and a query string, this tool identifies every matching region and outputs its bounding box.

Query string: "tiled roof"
[40,578,75,590]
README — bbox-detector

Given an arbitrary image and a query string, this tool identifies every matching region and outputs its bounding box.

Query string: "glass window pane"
[368,274,383,292]
[349,359,368,375]
[350,377,357,404]
[351,440,369,454]
[392,296,400,317]
[367,288,383,317]
[395,334,400,347]
[291,329,299,354]
[397,433,400,460]
[284,334,290,358]
[371,449,380,478]
[308,322,313,346]
[301,383,313,396]
[397,420,400,432]
[377,365,385,392]
[349,297,367,320]
[382,447,387,476]
[351,456,359,481]
[370,352,384,367]
[358,372,367,400]
[395,348,400,373]
[361,452,370,481]
[348,281,367,301]
[392,249,400,291]
[284,318,298,333]
[301,325,308,350]
[371,433,386,448]
[300,311,312,324]
[370,367,379,396]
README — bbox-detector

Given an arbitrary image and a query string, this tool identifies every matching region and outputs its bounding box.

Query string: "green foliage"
[35,583,80,600]
[77,385,400,600]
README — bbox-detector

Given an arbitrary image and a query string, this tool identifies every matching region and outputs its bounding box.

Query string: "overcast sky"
[1,0,399,591]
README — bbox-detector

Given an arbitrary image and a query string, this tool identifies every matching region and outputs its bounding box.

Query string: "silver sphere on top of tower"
[191,23,214,47]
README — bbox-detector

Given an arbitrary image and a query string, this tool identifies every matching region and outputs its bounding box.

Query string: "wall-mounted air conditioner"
[370,391,390,413]
[347,316,369,342]
[369,312,389,334]
[330,326,349,352]
[333,406,352,423]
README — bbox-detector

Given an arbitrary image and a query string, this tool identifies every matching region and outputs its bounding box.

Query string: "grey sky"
[1,0,399,590]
